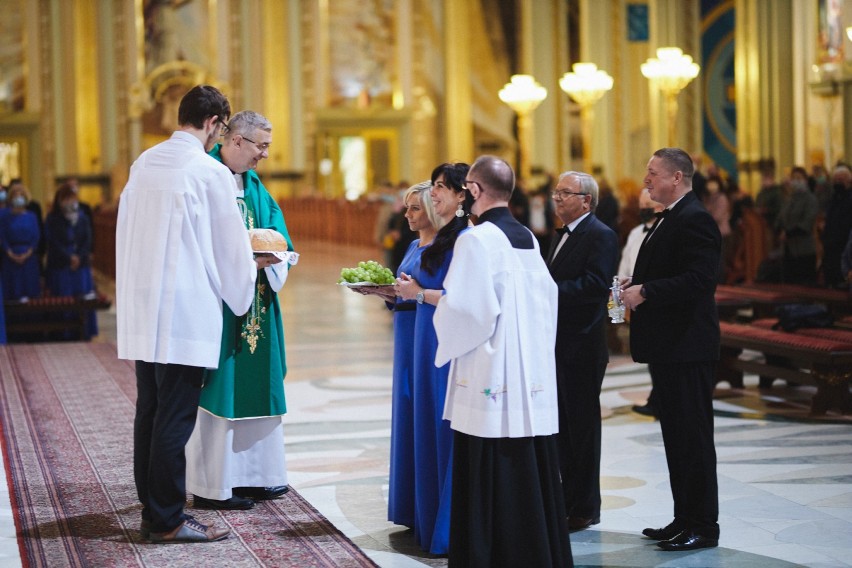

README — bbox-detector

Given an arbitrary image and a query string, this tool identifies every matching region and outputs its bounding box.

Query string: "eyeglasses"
[551,190,587,200]
[219,121,271,151]
[462,180,482,192]
[240,135,271,152]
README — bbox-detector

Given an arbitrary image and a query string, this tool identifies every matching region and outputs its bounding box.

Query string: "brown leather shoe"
[568,516,600,531]
[150,517,230,543]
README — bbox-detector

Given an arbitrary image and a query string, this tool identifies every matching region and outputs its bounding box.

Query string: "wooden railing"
[91,198,383,280]
[92,206,118,280]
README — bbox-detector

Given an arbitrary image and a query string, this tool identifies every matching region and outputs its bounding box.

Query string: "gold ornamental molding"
[129,60,227,119]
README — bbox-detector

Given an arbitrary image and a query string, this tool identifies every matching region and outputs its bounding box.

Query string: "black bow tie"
[556,226,572,237]
[645,210,669,230]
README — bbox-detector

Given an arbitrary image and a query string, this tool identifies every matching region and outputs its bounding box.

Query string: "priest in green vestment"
[185,111,295,509]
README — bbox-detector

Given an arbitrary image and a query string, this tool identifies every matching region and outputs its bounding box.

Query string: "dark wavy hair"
[420,162,472,275]
[178,85,230,129]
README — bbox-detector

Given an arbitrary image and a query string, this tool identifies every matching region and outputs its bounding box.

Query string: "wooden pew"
[715,284,800,320]
[4,296,112,341]
[741,283,851,316]
[718,321,852,416]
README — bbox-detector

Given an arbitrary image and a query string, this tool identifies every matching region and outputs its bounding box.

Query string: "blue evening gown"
[410,243,458,555]
[387,239,424,527]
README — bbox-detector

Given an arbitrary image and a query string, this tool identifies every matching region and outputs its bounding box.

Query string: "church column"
[646,0,702,154]
[443,0,473,163]
[71,0,102,182]
[735,0,795,193]
[579,0,617,177]
[526,0,566,176]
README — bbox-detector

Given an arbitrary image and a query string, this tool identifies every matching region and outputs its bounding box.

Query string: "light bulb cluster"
[641,47,700,96]
[498,74,548,115]
[559,63,614,107]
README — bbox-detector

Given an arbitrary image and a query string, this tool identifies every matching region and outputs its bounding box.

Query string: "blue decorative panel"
[627,4,649,42]
[701,0,737,180]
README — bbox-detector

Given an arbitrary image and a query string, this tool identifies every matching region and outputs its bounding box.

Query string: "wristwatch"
[640,285,647,299]
[416,290,425,304]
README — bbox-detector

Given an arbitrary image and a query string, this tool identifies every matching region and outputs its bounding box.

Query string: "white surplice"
[433,222,560,439]
[116,131,256,368]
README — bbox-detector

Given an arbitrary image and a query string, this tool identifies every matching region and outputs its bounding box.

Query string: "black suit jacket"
[547,214,619,335]
[630,191,722,363]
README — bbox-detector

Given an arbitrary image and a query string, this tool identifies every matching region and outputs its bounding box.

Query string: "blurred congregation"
[369,160,852,290]
[0,177,104,344]
[1,0,851,344]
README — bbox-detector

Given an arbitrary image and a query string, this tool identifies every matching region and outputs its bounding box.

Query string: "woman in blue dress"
[1,183,42,302]
[381,181,441,528]
[395,162,472,555]
[45,182,97,339]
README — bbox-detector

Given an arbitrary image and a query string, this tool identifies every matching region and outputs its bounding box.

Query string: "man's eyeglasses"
[219,120,271,152]
[240,135,271,152]
[551,190,587,200]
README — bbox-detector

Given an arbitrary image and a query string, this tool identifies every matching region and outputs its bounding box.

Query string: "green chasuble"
[199,144,294,419]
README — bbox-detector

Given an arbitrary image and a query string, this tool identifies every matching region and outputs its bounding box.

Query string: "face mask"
[790,180,807,193]
[833,182,848,193]
[62,202,79,214]
[11,195,26,208]
[0,190,6,203]
[638,208,656,224]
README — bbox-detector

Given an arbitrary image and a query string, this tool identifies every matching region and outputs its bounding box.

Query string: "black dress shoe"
[568,516,600,531]
[632,403,658,418]
[233,485,290,500]
[657,529,718,551]
[642,521,684,541]
[193,494,255,510]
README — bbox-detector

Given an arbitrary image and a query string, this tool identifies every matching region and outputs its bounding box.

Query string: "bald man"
[434,155,572,567]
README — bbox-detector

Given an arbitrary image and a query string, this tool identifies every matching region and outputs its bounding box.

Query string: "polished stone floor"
[1,239,850,567]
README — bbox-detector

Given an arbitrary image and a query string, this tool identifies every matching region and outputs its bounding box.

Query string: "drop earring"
[455,202,465,218]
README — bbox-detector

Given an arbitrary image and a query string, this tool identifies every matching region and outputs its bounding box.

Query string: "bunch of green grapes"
[338,260,395,284]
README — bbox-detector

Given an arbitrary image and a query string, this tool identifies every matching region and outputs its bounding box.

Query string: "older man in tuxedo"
[620,147,722,551]
[546,171,619,531]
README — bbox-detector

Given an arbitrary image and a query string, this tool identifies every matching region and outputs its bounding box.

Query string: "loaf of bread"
[249,228,287,252]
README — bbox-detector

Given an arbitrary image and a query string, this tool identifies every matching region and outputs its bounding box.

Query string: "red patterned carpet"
[0,343,378,567]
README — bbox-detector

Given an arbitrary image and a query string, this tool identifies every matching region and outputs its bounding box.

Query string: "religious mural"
[144,0,210,74]
[0,5,24,114]
[328,0,396,107]
[140,0,212,141]
[817,0,844,67]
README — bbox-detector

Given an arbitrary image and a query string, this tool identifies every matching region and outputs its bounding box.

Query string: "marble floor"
[1,239,851,567]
